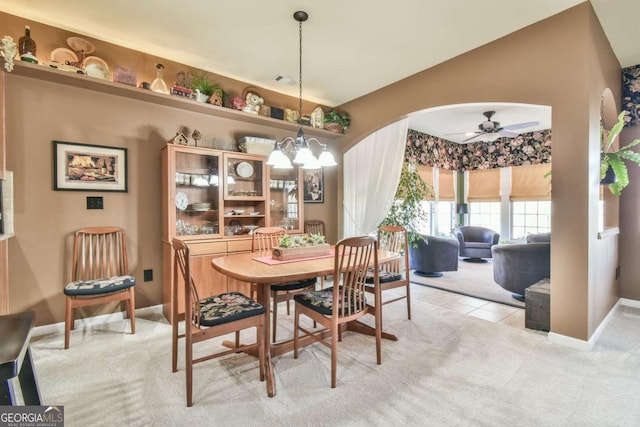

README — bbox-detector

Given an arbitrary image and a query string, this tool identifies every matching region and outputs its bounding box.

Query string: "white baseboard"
[548,297,638,351]
[31,304,165,338]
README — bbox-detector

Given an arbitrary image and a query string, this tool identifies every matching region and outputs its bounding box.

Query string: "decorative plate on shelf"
[175,192,188,210]
[235,161,254,178]
[50,47,78,64]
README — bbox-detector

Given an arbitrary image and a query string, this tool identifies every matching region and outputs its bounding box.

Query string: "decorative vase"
[150,63,169,94]
[194,89,210,103]
[600,164,617,185]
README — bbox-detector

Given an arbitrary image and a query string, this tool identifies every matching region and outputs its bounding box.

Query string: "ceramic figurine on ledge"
[243,92,264,114]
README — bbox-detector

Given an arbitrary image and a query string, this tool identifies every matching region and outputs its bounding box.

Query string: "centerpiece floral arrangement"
[272,233,329,261]
[277,233,326,248]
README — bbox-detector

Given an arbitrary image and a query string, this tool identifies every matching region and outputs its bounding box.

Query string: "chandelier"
[267,11,337,170]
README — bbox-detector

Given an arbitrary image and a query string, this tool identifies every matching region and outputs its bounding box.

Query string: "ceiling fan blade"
[499,130,519,138]
[462,133,482,143]
[501,121,539,131]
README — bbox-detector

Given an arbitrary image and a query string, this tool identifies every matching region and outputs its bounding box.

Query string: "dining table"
[211,246,400,397]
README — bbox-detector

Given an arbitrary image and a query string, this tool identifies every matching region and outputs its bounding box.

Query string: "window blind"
[467,168,501,202]
[510,163,552,201]
[416,165,434,200]
[438,169,455,201]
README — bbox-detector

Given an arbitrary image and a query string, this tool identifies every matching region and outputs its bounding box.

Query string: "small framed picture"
[303,169,323,203]
[53,141,128,192]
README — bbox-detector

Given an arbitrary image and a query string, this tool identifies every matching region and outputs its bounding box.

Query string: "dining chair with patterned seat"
[171,238,265,407]
[304,220,327,288]
[364,225,411,320]
[293,235,382,388]
[252,227,317,342]
[63,226,136,349]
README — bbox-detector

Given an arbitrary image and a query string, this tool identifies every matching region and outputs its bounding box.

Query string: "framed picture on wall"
[303,169,324,203]
[53,141,128,192]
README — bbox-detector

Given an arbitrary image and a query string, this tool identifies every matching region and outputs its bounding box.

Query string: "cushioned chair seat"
[454,226,500,260]
[408,234,459,276]
[364,268,403,284]
[294,287,366,316]
[64,275,136,296]
[271,277,317,292]
[492,242,551,300]
[198,291,265,327]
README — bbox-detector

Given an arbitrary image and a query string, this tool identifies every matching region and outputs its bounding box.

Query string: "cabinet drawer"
[227,239,252,252]
[189,241,228,256]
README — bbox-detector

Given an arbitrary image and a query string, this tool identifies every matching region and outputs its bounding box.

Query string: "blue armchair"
[408,234,459,277]
[453,226,500,262]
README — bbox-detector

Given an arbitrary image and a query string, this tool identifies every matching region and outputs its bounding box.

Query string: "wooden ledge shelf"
[5,61,343,140]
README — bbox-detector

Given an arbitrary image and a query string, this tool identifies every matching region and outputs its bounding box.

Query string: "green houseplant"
[380,162,433,246]
[601,111,640,195]
[190,73,223,103]
[324,109,350,133]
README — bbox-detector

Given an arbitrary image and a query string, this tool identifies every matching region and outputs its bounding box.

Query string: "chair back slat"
[377,225,408,275]
[252,227,286,252]
[172,238,202,328]
[304,220,325,236]
[334,236,377,317]
[72,227,128,281]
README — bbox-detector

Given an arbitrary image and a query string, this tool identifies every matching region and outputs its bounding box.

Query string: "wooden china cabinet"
[161,144,304,323]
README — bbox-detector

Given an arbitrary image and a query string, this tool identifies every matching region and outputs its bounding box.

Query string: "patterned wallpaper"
[405,129,552,171]
[623,64,640,127]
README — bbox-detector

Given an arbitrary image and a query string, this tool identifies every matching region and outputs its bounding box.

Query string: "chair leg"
[257,324,265,382]
[272,293,278,343]
[406,282,412,320]
[171,320,179,373]
[330,326,338,388]
[64,297,73,349]
[128,288,136,334]
[235,331,240,348]
[375,303,383,365]
[286,297,291,315]
[293,307,300,359]
[186,337,193,407]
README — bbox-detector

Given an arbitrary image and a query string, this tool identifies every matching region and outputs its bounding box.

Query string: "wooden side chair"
[252,227,317,343]
[304,220,325,236]
[171,238,265,407]
[293,235,382,388]
[365,225,411,319]
[304,220,327,287]
[63,227,136,349]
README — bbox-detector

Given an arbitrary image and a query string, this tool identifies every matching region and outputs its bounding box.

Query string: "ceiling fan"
[449,111,540,143]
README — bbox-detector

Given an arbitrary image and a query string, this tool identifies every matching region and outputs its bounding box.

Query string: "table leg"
[257,284,276,397]
[345,320,398,341]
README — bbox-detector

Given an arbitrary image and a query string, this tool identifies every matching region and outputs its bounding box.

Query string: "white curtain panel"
[343,119,408,238]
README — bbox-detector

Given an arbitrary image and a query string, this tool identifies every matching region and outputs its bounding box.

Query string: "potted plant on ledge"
[601,111,640,195]
[190,73,223,105]
[324,109,350,134]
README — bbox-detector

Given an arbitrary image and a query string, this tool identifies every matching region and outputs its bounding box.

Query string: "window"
[435,201,455,236]
[511,201,551,240]
[469,202,501,232]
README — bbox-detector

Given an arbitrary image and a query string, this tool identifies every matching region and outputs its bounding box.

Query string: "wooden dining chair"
[364,225,411,319]
[252,227,317,343]
[293,235,382,388]
[63,227,136,349]
[171,238,265,407]
[304,220,327,288]
[304,220,325,236]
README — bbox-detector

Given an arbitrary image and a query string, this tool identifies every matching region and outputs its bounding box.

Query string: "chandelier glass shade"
[266,11,337,170]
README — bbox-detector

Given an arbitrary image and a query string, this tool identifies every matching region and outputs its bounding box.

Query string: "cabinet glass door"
[268,167,302,231]
[174,150,220,236]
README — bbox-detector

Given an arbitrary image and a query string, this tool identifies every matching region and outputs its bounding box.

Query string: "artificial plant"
[380,162,433,247]
[601,111,640,195]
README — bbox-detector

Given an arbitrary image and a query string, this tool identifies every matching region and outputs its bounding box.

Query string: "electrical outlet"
[86,196,103,209]
[143,269,153,282]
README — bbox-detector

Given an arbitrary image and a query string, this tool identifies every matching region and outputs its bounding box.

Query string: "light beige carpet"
[410,260,525,308]
[26,290,640,426]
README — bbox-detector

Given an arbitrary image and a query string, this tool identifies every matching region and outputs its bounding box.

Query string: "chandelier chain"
[298,18,303,118]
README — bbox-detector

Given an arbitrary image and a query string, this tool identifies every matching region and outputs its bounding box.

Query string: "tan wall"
[338,3,621,341]
[1,12,343,325]
[619,125,640,300]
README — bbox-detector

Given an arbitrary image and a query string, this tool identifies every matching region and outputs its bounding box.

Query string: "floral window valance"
[623,64,640,127]
[405,128,552,171]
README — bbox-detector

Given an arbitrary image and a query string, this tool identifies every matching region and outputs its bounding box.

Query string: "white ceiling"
[0,0,637,142]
